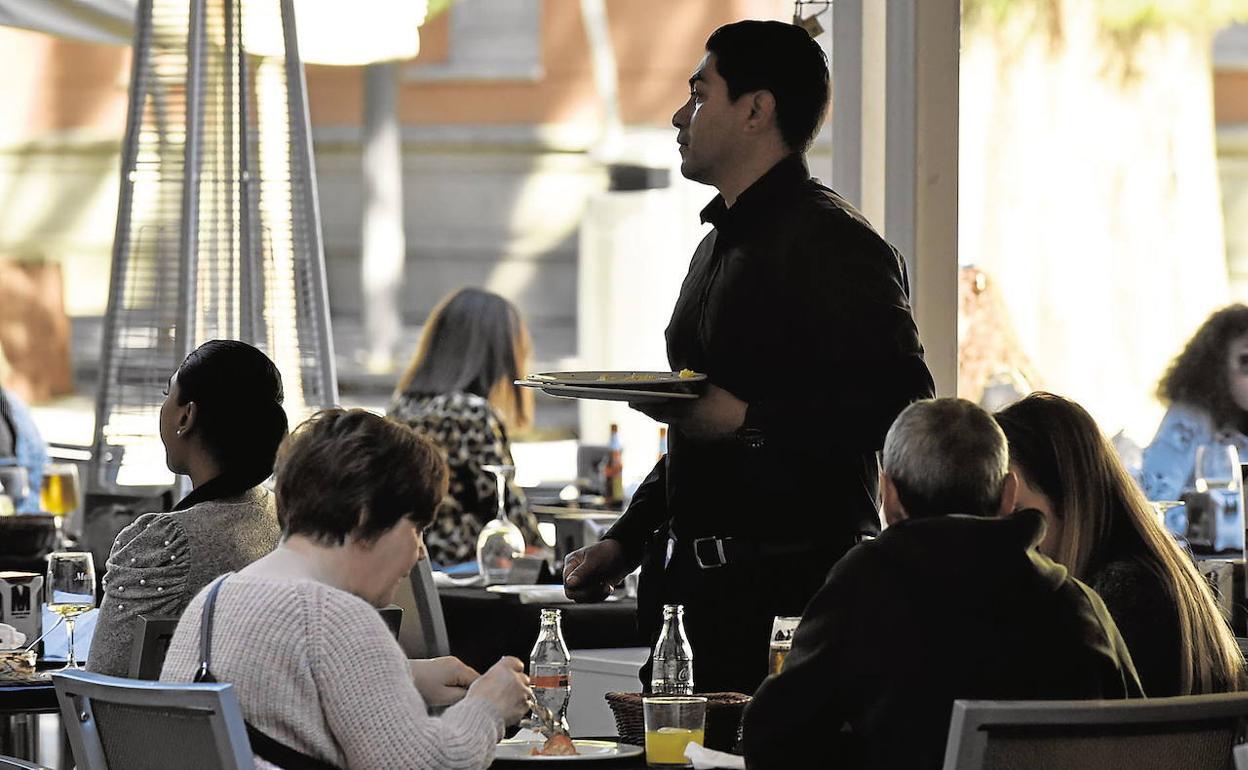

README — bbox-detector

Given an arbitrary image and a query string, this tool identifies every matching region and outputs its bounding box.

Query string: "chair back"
[391,558,449,658]
[129,605,403,682]
[944,694,1248,770]
[129,616,179,680]
[378,605,403,639]
[0,756,50,770]
[52,669,253,770]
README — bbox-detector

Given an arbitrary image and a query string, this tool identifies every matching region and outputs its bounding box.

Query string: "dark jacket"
[1087,542,1183,697]
[741,510,1144,770]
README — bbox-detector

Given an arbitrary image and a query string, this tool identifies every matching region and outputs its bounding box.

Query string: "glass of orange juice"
[643,696,706,767]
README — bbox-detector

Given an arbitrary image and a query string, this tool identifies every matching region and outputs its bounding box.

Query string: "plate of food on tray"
[516,370,706,404]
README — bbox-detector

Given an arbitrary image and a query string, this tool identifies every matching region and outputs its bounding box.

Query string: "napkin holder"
[506,557,557,585]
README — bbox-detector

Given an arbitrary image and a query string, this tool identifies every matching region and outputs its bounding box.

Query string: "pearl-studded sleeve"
[85,513,191,676]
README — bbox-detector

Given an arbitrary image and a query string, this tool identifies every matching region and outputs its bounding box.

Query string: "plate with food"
[515,381,700,404]
[494,734,643,762]
[525,370,706,390]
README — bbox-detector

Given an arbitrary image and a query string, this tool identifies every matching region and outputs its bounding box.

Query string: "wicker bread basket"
[604,692,751,752]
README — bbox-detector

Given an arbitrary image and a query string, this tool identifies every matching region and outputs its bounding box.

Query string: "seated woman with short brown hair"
[161,409,530,770]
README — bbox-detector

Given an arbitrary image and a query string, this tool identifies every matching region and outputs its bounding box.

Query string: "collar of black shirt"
[698,153,811,230]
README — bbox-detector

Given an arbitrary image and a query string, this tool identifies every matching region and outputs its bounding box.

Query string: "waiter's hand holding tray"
[516,370,706,403]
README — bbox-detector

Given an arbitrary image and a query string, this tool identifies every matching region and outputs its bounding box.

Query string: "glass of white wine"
[46,551,96,669]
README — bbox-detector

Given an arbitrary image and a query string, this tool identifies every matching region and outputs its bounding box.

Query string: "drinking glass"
[0,465,29,515]
[40,463,81,545]
[476,464,526,584]
[46,551,96,669]
[769,616,801,675]
[643,696,707,767]
[1194,443,1245,553]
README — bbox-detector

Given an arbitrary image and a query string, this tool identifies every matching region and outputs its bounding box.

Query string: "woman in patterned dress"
[388,288,542,566]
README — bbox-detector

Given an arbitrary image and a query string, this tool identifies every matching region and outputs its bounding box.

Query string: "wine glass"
[476,464,526,585]
[46,551,96,669]
[1194,443,1245,554]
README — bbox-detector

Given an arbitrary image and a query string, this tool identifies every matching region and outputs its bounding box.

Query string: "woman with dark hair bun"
[87,340,288,676]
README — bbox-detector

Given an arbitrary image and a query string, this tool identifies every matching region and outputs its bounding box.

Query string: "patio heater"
[90,0,337,496]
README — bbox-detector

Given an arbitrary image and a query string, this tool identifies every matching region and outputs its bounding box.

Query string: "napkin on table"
[685,743,745,770]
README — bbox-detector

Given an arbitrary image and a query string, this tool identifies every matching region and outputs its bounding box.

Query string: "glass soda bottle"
[604,423,625,506]
[650,604,694,695]
[529,608,572,732]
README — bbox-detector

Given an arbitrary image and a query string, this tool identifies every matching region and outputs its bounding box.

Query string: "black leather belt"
[689,533,873,569]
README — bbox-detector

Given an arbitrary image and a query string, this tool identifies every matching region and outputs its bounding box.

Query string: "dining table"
[0,662,61,762]
[439,586,643,676]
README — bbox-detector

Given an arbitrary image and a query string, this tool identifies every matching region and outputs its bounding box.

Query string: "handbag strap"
[194,574,230,683]
[192,573,343,770]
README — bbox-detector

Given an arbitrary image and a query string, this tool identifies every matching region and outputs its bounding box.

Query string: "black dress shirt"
[606,153,935,557]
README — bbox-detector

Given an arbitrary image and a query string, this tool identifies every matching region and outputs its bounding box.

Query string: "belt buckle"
[693,537,728,569]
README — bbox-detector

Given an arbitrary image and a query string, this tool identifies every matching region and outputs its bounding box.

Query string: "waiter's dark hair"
[174,340,287,486]
[276,409,448,545]
[882,398,1009,518]
[705,20,830,152]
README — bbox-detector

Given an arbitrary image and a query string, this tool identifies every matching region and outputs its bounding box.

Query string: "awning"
[0,0,427,64]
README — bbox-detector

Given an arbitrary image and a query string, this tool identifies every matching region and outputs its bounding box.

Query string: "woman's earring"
[176,428,183,436]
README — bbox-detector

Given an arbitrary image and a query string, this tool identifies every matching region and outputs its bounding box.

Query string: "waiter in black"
[564,19,935,695]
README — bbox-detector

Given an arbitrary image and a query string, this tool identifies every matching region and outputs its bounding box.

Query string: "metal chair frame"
[52,669,253,770]
[0,755,51,770]
[944,695,1248,770]
[392,558,450,659]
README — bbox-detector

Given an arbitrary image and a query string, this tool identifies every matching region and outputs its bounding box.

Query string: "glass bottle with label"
[650,604,694,695]
[604,423,624,506]
[529,608,572,733]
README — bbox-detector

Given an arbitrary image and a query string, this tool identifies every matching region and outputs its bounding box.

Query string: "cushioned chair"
[392,558,449,658]
[0,756,50,770]
[943,694,1248,770]
[52,669,252,770]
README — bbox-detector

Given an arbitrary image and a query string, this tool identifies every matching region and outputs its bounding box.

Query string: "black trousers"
[635,530,856,696]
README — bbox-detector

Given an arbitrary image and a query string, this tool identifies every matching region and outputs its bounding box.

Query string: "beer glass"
[46,551,95,669]
[41,463,81,545]
[769,616,801,675]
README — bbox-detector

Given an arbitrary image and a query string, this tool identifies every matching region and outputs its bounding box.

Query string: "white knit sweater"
[161,574,504,769]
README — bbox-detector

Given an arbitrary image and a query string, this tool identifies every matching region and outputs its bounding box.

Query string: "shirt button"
[170,555,176,561]
[164,541,170,547]
[115,586,124,593]
[130,558,136,564]
[117,604,124,610]
[139,579,146,586]
[156,587,163,592]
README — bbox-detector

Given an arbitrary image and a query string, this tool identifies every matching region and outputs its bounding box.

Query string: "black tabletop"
[439,587,644,675]
[0,662,60,716]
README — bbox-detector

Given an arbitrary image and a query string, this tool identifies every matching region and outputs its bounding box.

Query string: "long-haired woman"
[995,392,1244,696]
[388,288,541,565]
[88,339,288,676]
[1141,304,1248,501]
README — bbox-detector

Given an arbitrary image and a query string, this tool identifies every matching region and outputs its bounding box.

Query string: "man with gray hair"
[742,398,1142,770]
